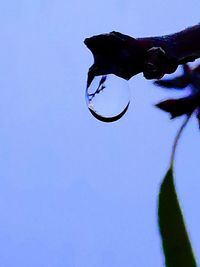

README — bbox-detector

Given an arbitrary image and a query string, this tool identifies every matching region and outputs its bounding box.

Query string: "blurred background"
[0,1,200,266]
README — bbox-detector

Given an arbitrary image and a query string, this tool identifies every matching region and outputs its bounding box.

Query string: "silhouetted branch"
[84,24,200,82]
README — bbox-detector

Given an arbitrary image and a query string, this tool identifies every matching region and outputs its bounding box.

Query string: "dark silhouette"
[155,64,200,127]
[85,24,200,81]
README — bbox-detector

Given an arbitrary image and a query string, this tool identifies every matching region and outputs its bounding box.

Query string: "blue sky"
[0,0,200,266]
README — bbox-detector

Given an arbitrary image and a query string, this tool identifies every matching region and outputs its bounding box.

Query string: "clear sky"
[0,0,200,266]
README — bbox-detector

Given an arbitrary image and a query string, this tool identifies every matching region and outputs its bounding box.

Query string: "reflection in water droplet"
[85,74,131,122]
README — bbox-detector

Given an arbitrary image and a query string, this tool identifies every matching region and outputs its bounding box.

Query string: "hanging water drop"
[85,74,131,122]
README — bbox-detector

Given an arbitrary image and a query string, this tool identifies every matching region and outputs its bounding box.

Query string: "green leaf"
[158,166,197,267]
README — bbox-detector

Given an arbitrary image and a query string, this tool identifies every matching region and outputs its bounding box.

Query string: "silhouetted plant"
[84,24,200,267]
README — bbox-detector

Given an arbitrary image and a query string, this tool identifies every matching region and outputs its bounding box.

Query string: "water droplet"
[85,74,131,122]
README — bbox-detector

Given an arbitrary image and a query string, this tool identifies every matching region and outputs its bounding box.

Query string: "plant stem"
[170,114,192,167]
